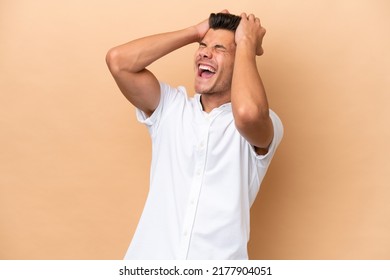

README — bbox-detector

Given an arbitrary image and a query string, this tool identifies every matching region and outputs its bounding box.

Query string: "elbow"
[234,105,274,149]
[106,46,141,75]
[105,47,121,74]
[233,104,269,130]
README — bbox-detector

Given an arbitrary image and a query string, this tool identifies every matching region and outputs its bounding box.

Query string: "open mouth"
[198,64,216,78]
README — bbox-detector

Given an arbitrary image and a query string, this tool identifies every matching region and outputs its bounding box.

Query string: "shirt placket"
[178,116,211,259]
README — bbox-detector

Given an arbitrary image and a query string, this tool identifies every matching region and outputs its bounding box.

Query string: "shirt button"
[196,170,201,176]
[183,231,188,236]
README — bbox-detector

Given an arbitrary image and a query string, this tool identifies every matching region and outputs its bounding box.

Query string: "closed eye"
[214,44,226,50]
[198,42,226,52]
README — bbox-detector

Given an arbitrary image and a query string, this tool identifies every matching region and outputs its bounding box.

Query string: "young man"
[106,11,283,260]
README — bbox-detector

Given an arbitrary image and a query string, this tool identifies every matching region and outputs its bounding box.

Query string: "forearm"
[231,42,273,149]
[231,43,269,120]
[106,27,200,74]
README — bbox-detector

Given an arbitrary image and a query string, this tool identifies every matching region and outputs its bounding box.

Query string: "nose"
[199,47,212,59]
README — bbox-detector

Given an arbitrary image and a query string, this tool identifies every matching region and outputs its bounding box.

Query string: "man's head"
[194,13,241,97]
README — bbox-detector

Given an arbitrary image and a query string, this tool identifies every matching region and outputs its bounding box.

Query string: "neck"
[200,93,231,113]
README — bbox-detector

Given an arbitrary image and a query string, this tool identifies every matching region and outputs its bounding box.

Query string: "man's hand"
[193,9,230,41]
[193,17,209,42]
[235,13,266,56]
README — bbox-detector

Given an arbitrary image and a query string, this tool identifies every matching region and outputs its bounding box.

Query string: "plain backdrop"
[1,0,389,259]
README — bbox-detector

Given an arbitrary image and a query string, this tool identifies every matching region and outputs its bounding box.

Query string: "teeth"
[199,64,216,73]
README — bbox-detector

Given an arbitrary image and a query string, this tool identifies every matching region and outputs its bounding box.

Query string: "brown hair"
[209,13,241,31]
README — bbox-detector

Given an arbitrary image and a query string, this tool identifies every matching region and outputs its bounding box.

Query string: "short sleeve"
[135,82,185,136]
[255,109,284,167]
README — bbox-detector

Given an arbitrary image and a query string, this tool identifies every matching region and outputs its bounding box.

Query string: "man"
[106,11,283,260]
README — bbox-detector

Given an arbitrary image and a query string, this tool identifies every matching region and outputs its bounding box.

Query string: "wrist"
[185,26,203,43]
[236,38,263,56]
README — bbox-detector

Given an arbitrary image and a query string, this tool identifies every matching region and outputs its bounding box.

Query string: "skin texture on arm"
[231,13,274,154]
[106,20,210,117]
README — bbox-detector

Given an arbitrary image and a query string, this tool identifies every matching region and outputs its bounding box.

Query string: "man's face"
[194,29,236,96]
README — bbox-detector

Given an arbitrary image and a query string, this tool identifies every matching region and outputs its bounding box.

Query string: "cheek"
[219,61,235,80]
[218,54,235,74]
[193,51,199,63]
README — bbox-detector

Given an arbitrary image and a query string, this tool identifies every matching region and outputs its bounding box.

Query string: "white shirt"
[124,82,283,260]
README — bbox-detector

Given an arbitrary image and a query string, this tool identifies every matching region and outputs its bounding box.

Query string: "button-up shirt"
[124,82,283,260]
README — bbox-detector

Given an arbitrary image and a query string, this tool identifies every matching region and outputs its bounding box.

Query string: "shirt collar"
[195,94,232,113]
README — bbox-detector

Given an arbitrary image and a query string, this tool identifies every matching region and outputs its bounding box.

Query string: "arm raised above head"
[106,17,210,116]
[231,13,273,155]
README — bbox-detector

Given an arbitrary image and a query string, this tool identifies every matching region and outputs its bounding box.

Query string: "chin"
[194,81,212,94]
[195,86,210,95]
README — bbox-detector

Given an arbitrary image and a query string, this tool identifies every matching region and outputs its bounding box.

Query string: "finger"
[248,14,255,20]
[220,9,230,14]
[240,12,247,20]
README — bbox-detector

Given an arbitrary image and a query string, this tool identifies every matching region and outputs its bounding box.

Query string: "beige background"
[1,0,389,259]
